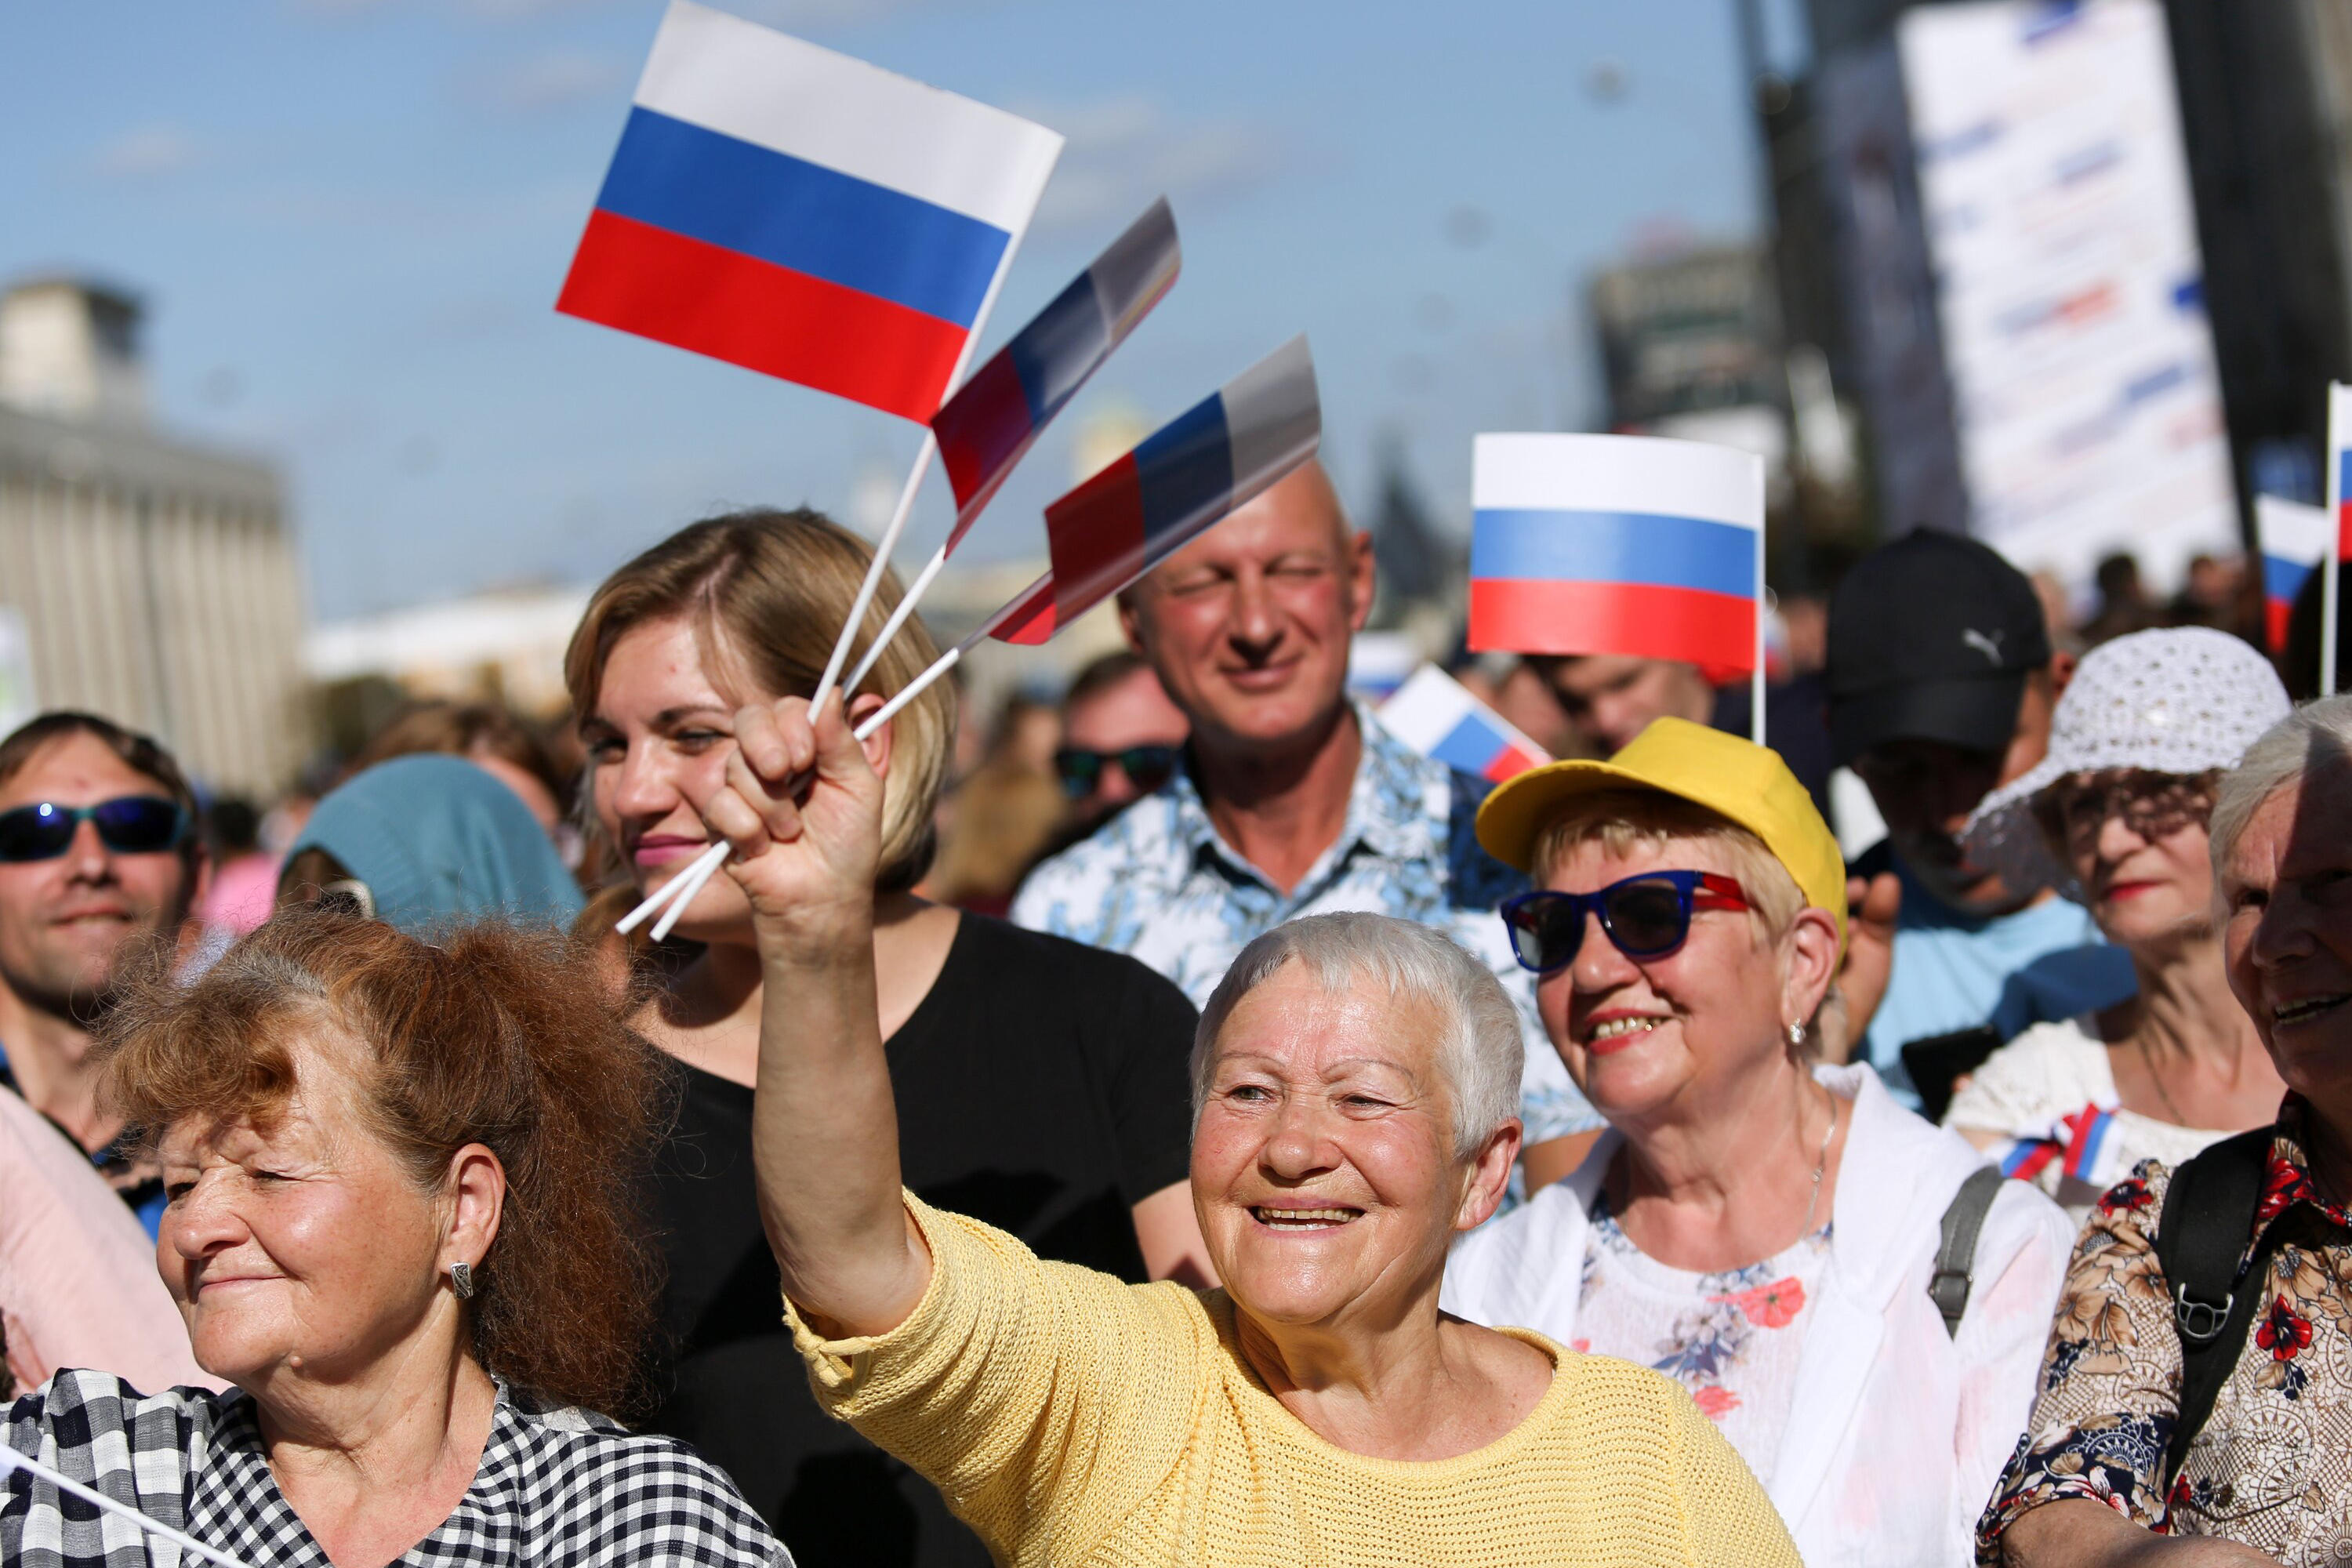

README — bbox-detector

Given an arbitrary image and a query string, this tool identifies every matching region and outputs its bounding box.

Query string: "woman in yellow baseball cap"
[1440,716,2072,1568]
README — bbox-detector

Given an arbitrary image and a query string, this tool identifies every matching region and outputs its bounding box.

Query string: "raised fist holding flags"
[686,692,888,963]
[683,684,936,1340]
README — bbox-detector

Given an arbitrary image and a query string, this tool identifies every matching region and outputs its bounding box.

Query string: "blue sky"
[2,0,1791,620]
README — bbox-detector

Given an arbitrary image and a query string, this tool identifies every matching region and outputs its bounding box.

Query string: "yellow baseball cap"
[1475,717,1849,952]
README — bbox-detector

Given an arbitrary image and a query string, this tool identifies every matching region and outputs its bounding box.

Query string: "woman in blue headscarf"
[278,753,584,933]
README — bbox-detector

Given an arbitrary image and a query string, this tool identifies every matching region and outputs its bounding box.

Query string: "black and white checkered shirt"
[2,1369,794,1566]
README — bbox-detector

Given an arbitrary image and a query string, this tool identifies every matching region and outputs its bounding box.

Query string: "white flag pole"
[0,1445,258,1568]
[632,571,1052,942]
[808,223,1035,717]
[1751,521,1766,746]
[842,541,949,698]
[812,433,940,715]
[2325,383,2346,699]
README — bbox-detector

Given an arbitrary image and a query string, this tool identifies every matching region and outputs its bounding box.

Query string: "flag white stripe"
[1377,668,1476,750]
[2256,495,2332,565]
[636,1,1062,234]
[1222,335,1321,507]
[1474,432,1762,531]
[1378,665,1548,762]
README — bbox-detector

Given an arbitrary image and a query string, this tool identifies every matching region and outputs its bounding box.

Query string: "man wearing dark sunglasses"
[1051,651,1189,833]
[0,711,204,1236]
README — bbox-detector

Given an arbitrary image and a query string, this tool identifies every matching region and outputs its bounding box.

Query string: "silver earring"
[1786,1022,1806,1048]
[449,1261,475,1300]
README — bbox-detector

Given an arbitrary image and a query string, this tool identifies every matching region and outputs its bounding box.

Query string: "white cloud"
[493,50,623,112]
[89,124,205,180]
[1024,95,1277,235]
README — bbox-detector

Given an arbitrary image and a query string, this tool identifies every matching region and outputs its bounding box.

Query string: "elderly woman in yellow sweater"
[683,691,1800,1568]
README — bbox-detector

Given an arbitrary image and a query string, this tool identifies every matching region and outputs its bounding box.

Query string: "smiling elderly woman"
[680,692,1801,1568]
[1978,694,2352,1567]
[1439,717,2074,1568]
[0,912,790,1568]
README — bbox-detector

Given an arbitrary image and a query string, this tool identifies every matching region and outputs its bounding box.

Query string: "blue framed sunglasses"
[0,796,189,864]
[1500,870,1751,975]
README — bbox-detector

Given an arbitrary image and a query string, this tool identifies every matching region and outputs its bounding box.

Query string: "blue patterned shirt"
[1011,704,1599,1145]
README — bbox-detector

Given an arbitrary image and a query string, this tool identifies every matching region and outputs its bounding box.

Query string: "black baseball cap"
[1826,530,2052,765]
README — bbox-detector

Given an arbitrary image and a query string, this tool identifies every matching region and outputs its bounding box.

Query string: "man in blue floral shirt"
[1012,461,1601,1178]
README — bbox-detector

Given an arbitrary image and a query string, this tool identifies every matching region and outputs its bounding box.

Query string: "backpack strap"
[2152,1127,2278,1486]
[1929,1165,2005,1336]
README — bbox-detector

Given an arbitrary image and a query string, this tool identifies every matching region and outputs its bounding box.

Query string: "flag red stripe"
[1482,744,1543,783]
[989,577,1059,645]
[1468,579,1758,672]
[1044,454,1149,628]
[557,209,964,423]
[935,351,1033,553]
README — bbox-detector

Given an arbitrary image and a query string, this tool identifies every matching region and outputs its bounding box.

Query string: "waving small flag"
[932,200,1180,554]
[2336,383,2352,555]
[557,0,1061,422]
[993,336,1320,646]
[2256,495,2331,653]
[1378,665,1549,782]
[1468,434,1765,673]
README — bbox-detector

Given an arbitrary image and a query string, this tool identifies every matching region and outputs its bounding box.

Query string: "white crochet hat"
[1963,626,2290,899]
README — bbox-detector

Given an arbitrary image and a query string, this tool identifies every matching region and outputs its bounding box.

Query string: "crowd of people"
[5,463,2352,1566]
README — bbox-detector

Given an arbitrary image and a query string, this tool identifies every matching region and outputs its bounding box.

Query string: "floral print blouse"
[1576,1190,1832,1489]
[1976,1096,2352,1566]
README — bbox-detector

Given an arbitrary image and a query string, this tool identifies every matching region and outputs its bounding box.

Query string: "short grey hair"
[2212,695,2352,880]
[1191,912,1525,1160]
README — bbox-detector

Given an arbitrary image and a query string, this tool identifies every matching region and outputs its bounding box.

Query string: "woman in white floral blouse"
[1443,717,2074,1568]
[1981,695,2352,1567]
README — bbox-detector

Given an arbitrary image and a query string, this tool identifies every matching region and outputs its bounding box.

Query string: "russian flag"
[1468,434,1765,673]
[2335,383,2352,557]
[2256,494,2330,653]
[557,1,1061,423]
[1377,665,1550,783]
[932,199,1181,554]
[993,336,1320,646]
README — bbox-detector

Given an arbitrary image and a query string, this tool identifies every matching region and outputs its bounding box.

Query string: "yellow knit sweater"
[788,1196,1802,1567]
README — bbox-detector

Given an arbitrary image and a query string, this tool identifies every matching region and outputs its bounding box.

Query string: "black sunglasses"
[1500,871,1751,975]
[1053,744,1181,800]
[0,796,190,864]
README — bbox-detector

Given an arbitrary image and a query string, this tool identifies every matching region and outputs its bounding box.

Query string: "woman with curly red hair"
[0,911,792,1567]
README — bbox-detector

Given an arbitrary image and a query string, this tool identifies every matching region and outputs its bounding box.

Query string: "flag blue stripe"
[1007,272,1109,427]
[1471,509,1756,599]
[2266,554,2315,602]
[1134,392,1234,546]
[593,107,1007,328]
[2341,449,2352,501]
[1429,714,1504,775]
[2070,1111,2114,1179]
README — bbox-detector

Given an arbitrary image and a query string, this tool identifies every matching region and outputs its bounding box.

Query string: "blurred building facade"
[0,278,307,795]
[1592,243,1778,428]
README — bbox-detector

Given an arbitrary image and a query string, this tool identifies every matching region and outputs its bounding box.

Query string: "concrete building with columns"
[0,276,307,797]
